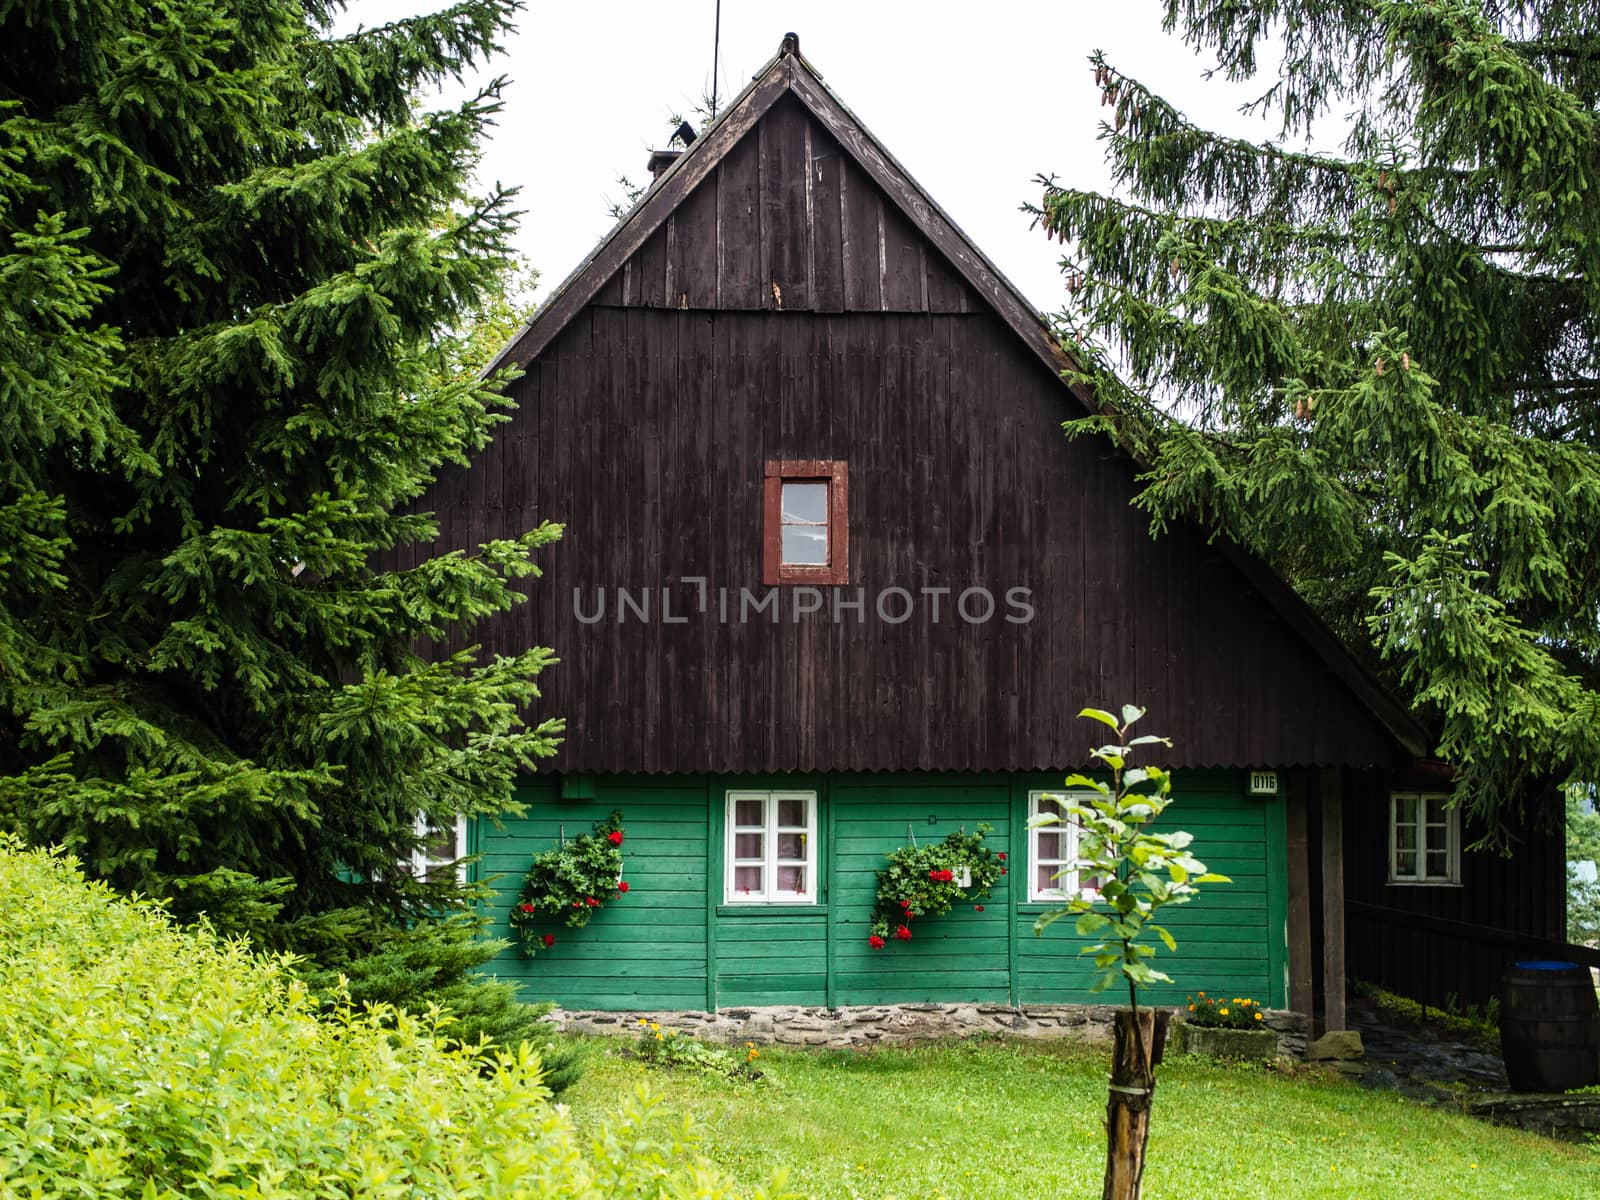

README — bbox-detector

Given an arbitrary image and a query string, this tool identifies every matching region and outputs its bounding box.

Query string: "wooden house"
[417,35,1571,1025]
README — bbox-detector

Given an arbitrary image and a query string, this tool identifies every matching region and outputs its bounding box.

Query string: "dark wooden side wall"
[1342,770,1566,1008]
[415,93,1401,774]
[595,96,977,316]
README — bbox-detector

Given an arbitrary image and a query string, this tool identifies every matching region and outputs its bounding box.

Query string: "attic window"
[763,461,848,585]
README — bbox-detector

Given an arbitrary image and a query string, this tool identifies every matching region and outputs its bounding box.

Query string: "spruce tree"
[0,0,564,1047]
[1036,1,1600,841]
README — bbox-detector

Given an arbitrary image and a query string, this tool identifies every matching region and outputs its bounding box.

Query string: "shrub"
[0,839,776,1198]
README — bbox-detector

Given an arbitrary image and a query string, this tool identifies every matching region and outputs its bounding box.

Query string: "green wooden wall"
[472,771,1289,1012]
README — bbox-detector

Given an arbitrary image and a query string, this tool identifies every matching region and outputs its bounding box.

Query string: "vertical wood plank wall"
[473,770,1289,1013]
[420,96,1401,777]
[1341,769,1567,1009]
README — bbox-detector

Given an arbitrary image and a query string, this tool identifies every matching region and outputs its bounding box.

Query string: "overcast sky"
[342,1,1298,314]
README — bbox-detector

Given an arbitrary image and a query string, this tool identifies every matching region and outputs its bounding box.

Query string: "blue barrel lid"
[1514,960,1578,970]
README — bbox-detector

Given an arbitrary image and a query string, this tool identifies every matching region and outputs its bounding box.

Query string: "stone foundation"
[551,1002,1310,1058]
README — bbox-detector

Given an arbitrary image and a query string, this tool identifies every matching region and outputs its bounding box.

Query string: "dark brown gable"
[594,97,975,316]
[417,42,1426,774]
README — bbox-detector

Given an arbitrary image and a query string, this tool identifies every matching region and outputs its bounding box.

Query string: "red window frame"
[763,460,848,586]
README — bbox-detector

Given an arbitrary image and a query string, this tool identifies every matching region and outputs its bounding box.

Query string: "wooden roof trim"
[483,49,794,376]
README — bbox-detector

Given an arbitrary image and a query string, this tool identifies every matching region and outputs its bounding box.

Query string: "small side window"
[409,812,468,884]
[763,461,848,585]
[1388,792,1459,885]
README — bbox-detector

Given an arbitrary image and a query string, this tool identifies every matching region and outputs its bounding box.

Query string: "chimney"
[646,149,680,179]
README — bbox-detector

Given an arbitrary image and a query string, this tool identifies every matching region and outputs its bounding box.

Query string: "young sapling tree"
[1034,704,1229,1200]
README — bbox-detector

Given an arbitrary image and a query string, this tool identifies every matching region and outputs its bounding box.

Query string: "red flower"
[586,896,599,907]
[975,905,985,912]
[894,925,912,941]
[572,901,581,908]
[997,852,1007,861]
[519,903,534,914]
[541,933,555,949]
[608,830,624,846]
[1000,867,1007,875]
[617,881,630,893]
[900,899,911,910]
[868,935,886,950]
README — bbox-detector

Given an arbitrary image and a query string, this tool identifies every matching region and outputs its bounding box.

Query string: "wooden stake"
[1101,1009,1169,1200]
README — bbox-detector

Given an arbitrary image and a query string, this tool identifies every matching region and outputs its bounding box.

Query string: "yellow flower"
[650,1021,660,1032]
[1187,1004,1195,1012]
[637,1017,648,1025]
[1254,1012,1264,1021]
[1220,1008,1230,1016]
[654,1031,664,1041]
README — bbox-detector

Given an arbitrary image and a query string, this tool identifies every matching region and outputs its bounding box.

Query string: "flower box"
[1171,1020,1280,1061]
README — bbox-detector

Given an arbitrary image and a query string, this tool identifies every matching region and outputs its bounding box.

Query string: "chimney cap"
[646,148,681,179]
[780,32,799,57]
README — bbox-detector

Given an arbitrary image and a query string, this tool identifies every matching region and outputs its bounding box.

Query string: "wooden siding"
[414,77,1407,774]
[598,96,975,316]
[1341,770,1566,1008]
[472,771,1287,1013]
[429,301,1397,772]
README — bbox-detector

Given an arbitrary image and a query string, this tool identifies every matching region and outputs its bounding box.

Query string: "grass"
[560,1036,1600,1199]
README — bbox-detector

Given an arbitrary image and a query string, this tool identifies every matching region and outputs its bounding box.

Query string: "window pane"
[1035,830,1063,861]
[734,799,763,827]
[1036,863,1060,894]
[733,865,763,894]
[1426,849,1449,879]
[775,864,806,893]
[776,832,806,859]
[1426,796,1449,824]
[1036,796,1065,820]
[735,832,764,859]
[1393,823,1416,852]
[776,798,807,827]
[781,525,828,565]
[781,482,828,525]
[1394,849,1417,878]
[1080,874,1101,894]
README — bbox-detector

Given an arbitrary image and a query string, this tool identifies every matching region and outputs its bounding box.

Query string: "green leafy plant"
[868,824,1004,948]
[1184,993,1268,1030]
[0,838,777,1197]
[632,1019,765,1082]
[510,812,628,955]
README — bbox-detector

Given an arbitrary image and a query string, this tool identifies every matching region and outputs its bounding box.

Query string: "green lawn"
[560,1037,1600,1199]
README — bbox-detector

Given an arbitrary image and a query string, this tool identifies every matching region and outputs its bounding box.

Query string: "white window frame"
[411,812,469,885]
[1388,792,1460,886]
[1029,790,1100,902]
[724,790,818,905]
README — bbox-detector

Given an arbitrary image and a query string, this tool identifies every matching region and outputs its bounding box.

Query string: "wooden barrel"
[1500,960,1600,1092]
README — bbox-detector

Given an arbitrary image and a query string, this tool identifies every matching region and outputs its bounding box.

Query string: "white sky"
[341,1,1296,314]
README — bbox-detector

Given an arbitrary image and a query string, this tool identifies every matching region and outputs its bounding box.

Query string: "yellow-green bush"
[0,839,777,1198]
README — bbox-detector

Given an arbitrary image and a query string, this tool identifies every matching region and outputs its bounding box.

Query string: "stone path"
[1346,999,1508,1104]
